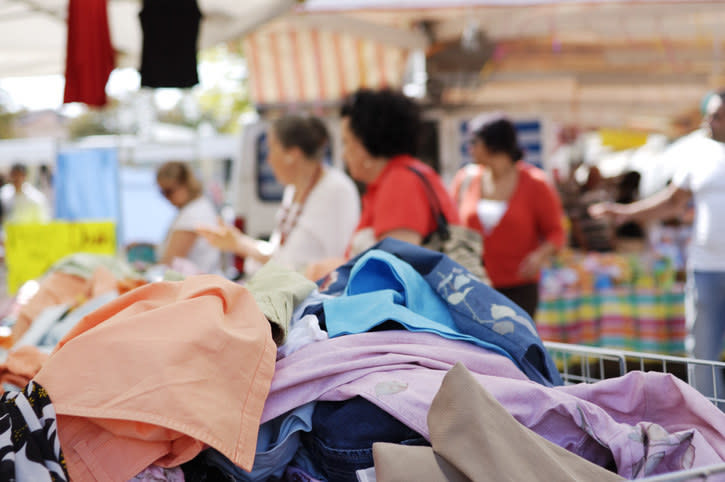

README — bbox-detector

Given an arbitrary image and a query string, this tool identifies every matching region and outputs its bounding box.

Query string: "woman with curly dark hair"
[306,88,460,279]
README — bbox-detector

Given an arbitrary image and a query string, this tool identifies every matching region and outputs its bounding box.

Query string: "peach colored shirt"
[0,345,49,394]
[34,274,277,482]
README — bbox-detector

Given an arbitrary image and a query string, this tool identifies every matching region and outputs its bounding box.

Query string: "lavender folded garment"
[261,330,725,479]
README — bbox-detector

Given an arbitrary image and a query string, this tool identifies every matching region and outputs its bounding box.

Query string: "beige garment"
[373,363,623,482]
[34,274,277,482]
[373,444,469,482]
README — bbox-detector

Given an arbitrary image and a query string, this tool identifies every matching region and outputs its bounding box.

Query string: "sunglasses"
[160,185,177,198]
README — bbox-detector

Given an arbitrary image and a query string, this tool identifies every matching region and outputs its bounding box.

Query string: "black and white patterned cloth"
[0,381,67,482]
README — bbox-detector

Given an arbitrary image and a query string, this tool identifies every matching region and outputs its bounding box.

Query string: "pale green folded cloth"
[245,262,316,345]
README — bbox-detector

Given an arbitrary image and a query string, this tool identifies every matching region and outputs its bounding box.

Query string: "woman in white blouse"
[198,115,360,275]
[156,161,222,274]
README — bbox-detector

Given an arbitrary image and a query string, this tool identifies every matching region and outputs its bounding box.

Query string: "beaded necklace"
[276,164,324,246]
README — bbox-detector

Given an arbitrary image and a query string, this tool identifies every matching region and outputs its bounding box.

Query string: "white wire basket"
[544,341,725,481]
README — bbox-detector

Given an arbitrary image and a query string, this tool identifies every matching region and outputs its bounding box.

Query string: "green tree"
[195,42,253,133]
[66,99,121,139]
[0,88,18,139]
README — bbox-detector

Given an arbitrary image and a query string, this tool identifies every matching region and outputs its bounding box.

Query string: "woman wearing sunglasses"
[156,161,222,274]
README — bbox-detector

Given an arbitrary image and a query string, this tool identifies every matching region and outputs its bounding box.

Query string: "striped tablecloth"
[535,283,686,355]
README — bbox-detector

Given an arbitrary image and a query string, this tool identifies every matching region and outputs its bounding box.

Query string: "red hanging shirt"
[63,0,115,107]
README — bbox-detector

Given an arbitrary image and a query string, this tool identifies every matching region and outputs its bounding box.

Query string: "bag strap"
[406,166,450,241]
[456,164,477,207]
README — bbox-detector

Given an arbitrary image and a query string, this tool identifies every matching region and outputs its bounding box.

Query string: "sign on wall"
[459,118,544,169]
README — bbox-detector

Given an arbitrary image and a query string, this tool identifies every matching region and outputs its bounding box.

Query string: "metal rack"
[544,341,725,481]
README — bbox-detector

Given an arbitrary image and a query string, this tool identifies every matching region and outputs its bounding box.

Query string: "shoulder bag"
[407,166,490,283]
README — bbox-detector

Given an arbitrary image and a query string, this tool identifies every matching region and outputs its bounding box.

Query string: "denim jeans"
[686,270,725,406]
[302,396,429,482]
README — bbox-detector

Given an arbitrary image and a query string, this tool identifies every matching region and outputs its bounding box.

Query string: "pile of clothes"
[2,240,725,481]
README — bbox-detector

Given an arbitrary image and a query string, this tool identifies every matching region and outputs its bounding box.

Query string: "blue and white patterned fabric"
[317,238,562,386]
[324,250,514,362]
[0,381,67,482]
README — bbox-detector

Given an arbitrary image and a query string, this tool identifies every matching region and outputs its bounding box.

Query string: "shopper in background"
[0,163,51,227]
[198,115,360,275]
[451,114,565,317]
[156,161,222,274]
[590,91,725,400]
[306,88,460,280]
[567,165,617,253]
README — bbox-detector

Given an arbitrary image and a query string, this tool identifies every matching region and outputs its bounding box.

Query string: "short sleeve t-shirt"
[671,136,725,270]
[349,155,459,256]
[160,196,221,274]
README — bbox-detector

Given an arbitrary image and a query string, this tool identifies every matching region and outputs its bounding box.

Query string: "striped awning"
[243,18,409,106]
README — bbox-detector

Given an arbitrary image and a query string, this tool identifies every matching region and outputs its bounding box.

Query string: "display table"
[536,284,686,355]
[534,250,686,355]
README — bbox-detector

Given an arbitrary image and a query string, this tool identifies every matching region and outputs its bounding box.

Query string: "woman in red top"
[307,88,459,279]
[451,115,565,317]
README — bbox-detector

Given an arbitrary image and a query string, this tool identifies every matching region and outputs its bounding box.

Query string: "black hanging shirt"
[139,0,202,88]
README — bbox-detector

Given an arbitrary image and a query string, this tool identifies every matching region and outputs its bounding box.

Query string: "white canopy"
[0,0,296,77]
[3,0,725,128]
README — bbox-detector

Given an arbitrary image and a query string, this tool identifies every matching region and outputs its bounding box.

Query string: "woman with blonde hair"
[156,161,222,273]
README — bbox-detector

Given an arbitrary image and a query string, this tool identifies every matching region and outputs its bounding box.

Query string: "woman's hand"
[518,240,558,279]
[305,257,346,281]
[588,202,629,224]
[197,222,244,254]
[518,249,548,279]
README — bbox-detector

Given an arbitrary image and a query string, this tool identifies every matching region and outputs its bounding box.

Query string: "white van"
[227,112,550,240]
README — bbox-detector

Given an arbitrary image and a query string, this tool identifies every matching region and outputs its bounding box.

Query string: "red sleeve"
[532,172,566,248]
[372,168,432,238]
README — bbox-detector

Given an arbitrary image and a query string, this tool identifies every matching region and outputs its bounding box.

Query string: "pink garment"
[34,275,277,482]
[128,465,185,482]
[262,330,725,479]
[373,363,622,482]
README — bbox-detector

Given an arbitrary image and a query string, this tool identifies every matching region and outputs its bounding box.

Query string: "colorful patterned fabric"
[536,284,686,354]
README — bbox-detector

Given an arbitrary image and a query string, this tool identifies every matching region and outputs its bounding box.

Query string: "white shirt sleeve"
[271,167,360,271]
[669,131,715,192]
[670,164,692,191]
[173,197,218,231]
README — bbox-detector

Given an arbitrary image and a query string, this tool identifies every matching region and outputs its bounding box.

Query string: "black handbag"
[407,167,490,283]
